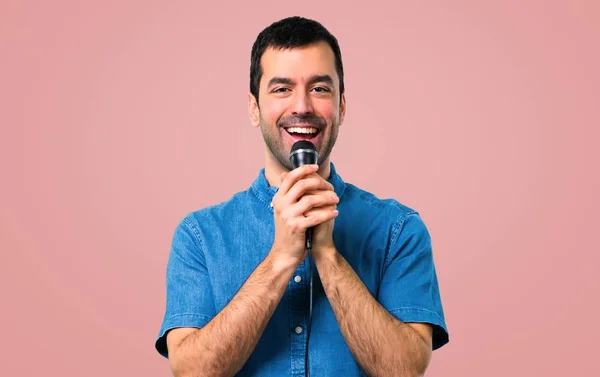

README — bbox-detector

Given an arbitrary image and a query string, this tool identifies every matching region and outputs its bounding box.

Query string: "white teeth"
[286,127,318,134]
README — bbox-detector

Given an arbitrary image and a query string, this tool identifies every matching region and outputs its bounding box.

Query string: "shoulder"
[341,182,429,242]
[177,188,255,232]
[343,182,419,218]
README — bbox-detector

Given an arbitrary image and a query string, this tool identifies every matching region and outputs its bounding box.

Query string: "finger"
[285,177,334,204]
[289,192,339,217]
[278,164,319,195]
[303,202,337,216]
[299,207,339,228]
[272,170,298,209]
[303,184,335,197]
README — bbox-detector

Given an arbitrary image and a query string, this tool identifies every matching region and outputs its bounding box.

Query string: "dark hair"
[250,16,345,102]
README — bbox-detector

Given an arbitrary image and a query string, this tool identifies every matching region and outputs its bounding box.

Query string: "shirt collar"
[250,162,346,209]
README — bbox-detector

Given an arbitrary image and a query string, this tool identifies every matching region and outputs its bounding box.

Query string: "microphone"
[290,140,318,377]
[289,140,318,250]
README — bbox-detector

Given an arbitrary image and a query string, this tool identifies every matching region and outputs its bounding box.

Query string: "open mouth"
[284,126,320,140]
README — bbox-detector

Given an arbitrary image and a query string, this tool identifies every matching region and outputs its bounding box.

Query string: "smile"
[286,126,318,135]
[283,126,320,141]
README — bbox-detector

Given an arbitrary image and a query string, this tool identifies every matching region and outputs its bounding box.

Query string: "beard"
[259,112,339,171]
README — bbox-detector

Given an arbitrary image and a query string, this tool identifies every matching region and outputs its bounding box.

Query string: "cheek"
[315,100,338,122]
[260,100,287,124]
[260,97,339,123]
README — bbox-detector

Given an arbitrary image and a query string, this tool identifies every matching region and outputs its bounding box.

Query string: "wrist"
[267,247,302,276]
[313,245,339,264]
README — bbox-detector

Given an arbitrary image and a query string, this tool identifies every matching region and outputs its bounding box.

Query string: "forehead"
[259,41,338,87]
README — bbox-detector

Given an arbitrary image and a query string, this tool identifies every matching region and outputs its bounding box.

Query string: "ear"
[248,92,260,127]
[339,93,346,126]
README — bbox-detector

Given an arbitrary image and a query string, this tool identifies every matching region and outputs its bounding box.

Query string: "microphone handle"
[306,227,313,250]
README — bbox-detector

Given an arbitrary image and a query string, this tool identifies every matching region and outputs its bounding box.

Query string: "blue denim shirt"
[155,162,449,376]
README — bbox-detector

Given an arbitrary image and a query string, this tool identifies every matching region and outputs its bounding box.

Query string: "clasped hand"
[270,164,339,267]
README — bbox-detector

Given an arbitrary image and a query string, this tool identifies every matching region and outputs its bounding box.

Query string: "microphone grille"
[291,140,316,153]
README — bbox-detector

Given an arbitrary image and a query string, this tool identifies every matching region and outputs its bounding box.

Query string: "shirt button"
[294,326,303,334]
[294,275,302,283]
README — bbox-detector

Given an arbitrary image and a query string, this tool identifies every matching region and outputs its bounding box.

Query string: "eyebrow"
[266,74,335,89]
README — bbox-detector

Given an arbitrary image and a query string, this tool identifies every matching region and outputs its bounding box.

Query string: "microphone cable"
[288,140,318,377]
[305,243,314,377]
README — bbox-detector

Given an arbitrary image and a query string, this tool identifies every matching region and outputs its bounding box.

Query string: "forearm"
[171,251,297,377]
[314,249,431,377]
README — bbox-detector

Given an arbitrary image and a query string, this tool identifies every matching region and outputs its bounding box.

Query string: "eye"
[312,86,330,93]
[272,87,290,93]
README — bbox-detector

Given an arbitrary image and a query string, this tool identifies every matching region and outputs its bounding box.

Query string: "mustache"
[277,114,326,129]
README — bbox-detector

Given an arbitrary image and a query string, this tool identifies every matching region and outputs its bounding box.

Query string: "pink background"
[1,1,599,375]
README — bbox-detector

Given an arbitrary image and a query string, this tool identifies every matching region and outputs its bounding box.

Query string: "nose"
[291,89,313,115]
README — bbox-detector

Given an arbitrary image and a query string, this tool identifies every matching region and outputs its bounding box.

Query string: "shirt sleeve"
[154,215,216,358]
[377,212,449,350]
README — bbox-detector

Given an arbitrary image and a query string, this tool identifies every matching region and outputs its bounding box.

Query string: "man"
[155,16,449,377]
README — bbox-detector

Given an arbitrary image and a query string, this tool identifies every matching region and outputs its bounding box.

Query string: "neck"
[264,149,331,188]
